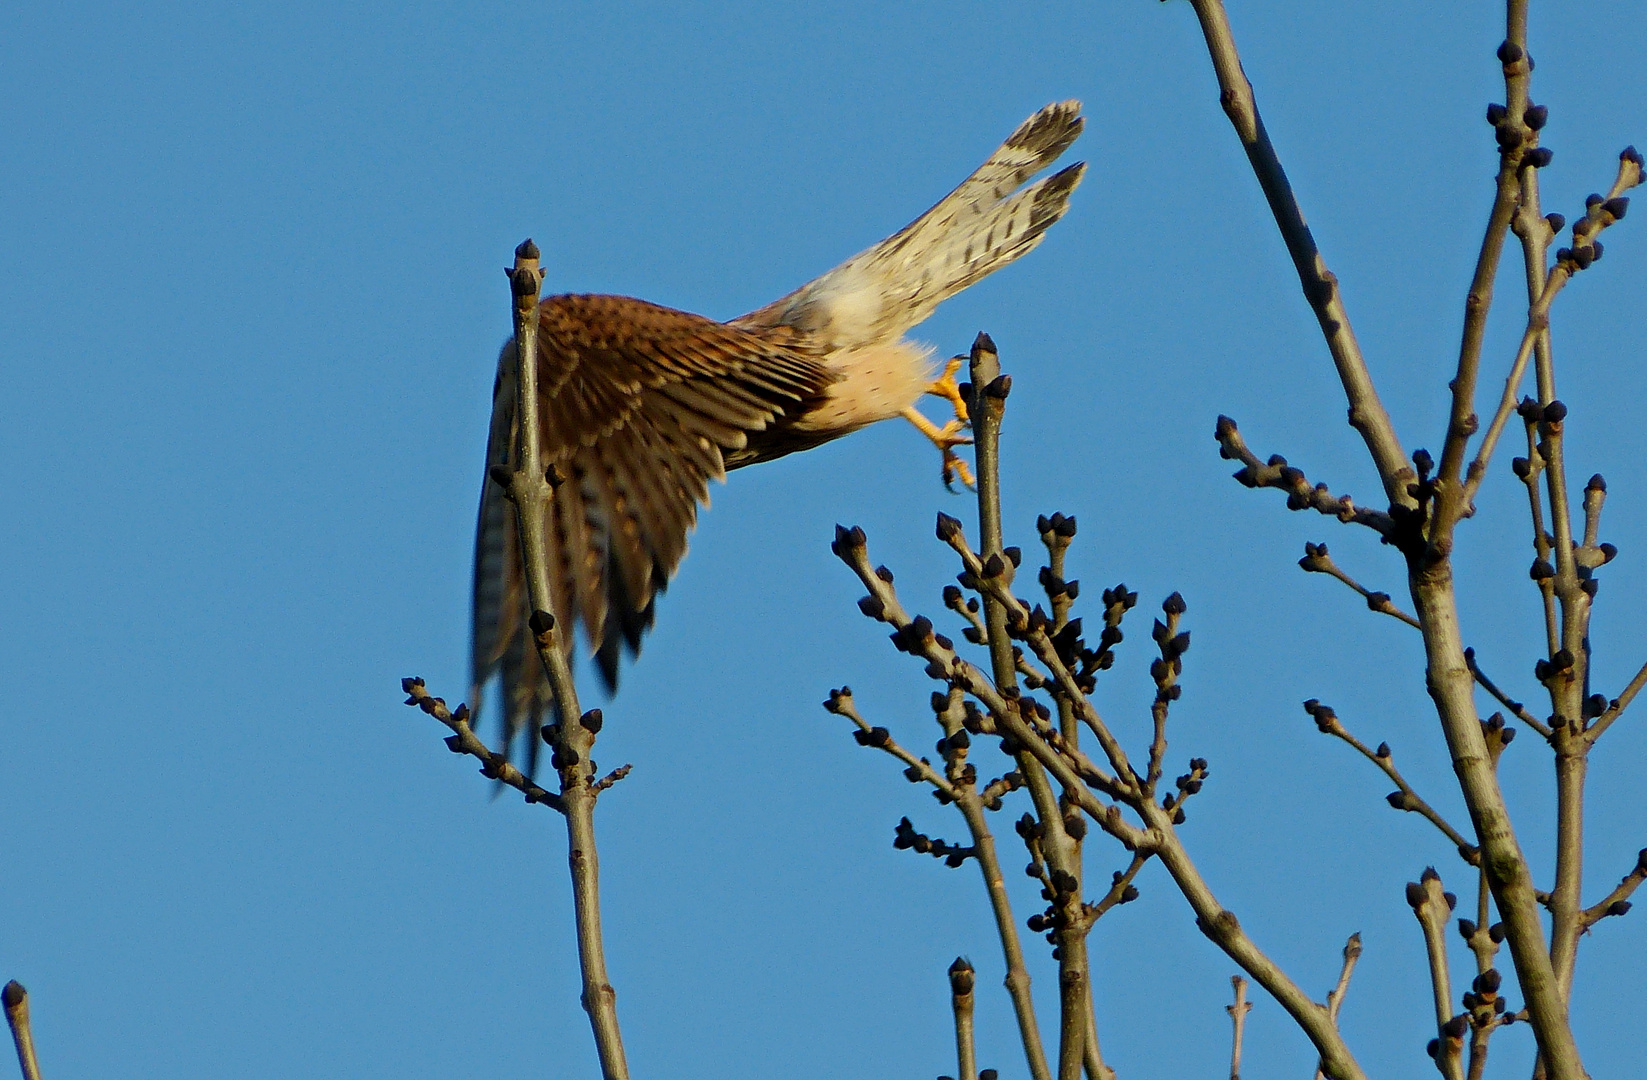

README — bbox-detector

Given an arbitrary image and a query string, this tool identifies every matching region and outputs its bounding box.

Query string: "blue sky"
[2,2,1644,1077]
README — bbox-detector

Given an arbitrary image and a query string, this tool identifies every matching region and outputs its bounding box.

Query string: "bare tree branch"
[1433,15,1537,523]
[949,958,979,1080]
[496,241,628,1080]
[1303,701,1480,863]
[1185,0,1415,509]
[1298,542,1421,628]
[1084,854,1148,927]
[1187,6,1606,1071]
[1463,154,1640,508]
[968,335,1086,1080]
[2,981,42,1080]
[402,677,564,811]
[1579,848,1646,929]
[1502,155,1642,1018]
[1523,180,1639,1010]
[1312,934,1363,1080]
[1213,419,1395,537]
[1407,870,1466,1080]
[1461,967,1512,1080]
[1326,933,1362,1029]
[1513,421,1562,656]
[1584,656,1647,744]
[826,683,1052,1080]
[1458,866,1505,978]
[1225,976,1252,1080]
[1464,648,1554,739]
[824,689,962,802]
[835,523,1370,1080]
[1144,595,1187,796]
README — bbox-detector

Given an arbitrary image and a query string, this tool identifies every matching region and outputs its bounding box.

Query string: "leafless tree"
[816,2,1642,1079]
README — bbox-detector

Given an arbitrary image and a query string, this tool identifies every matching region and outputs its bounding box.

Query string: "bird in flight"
[472,101,1085,769]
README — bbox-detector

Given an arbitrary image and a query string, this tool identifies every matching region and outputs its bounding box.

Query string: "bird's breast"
[789,339,935,435]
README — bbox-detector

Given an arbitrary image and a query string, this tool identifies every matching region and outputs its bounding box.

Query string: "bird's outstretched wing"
[471,293,834,767]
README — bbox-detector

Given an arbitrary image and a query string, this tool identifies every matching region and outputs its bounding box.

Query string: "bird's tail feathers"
[736,100,1084,348]
[904,159,1085,316]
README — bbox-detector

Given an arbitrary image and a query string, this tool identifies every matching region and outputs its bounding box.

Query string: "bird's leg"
[929,354,971,423]
[900,356,977,488]
[901,407,976,490]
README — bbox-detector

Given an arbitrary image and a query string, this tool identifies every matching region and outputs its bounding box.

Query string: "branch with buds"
[829,339,1371,1080]
[1185,1,1642,1074]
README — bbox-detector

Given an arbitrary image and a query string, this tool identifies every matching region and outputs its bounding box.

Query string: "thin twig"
[1465,151,1639,505]
[1460,865,1502,975]
[1312,933,1362,1080]
[1298,543,1421,628]
[1585,657,1647,743]
[1519,169,1643,1007]
[956,791,1052,1080]
[1460,269,1570,507]
[401,678,564,811]
[826,683,1050,1080]
[1226,976,1252,1080]
[1214,419,1395,537]
[591,765,632,794]
[1465,1019,1493,1080]
[1408,870,1466,1080]
[1538,404,1586,726]
[949,959,979,1080]
[825,689,962,800]
[1514,421,1562,655]
[1326,932,1362,1025]
[1433,25,1533,528]
[1303,701,1480,864]
[3,981,43,1080]
[1144,595,1188,796]
[1501,0,1553,408]
[1083,854,1149,926]
[1579,849,1647,929]
[1035,519,1118,1080]
[1464,649,1553,738]
[968,332,1014,698]
[1459,966,1512,1080]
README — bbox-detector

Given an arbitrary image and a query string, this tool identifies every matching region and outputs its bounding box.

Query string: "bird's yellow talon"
[902,408,976,491]
[943,454,977,491]
[928,355,971,424]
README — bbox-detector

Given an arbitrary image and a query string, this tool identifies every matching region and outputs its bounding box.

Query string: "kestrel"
[473,101,1085,768]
